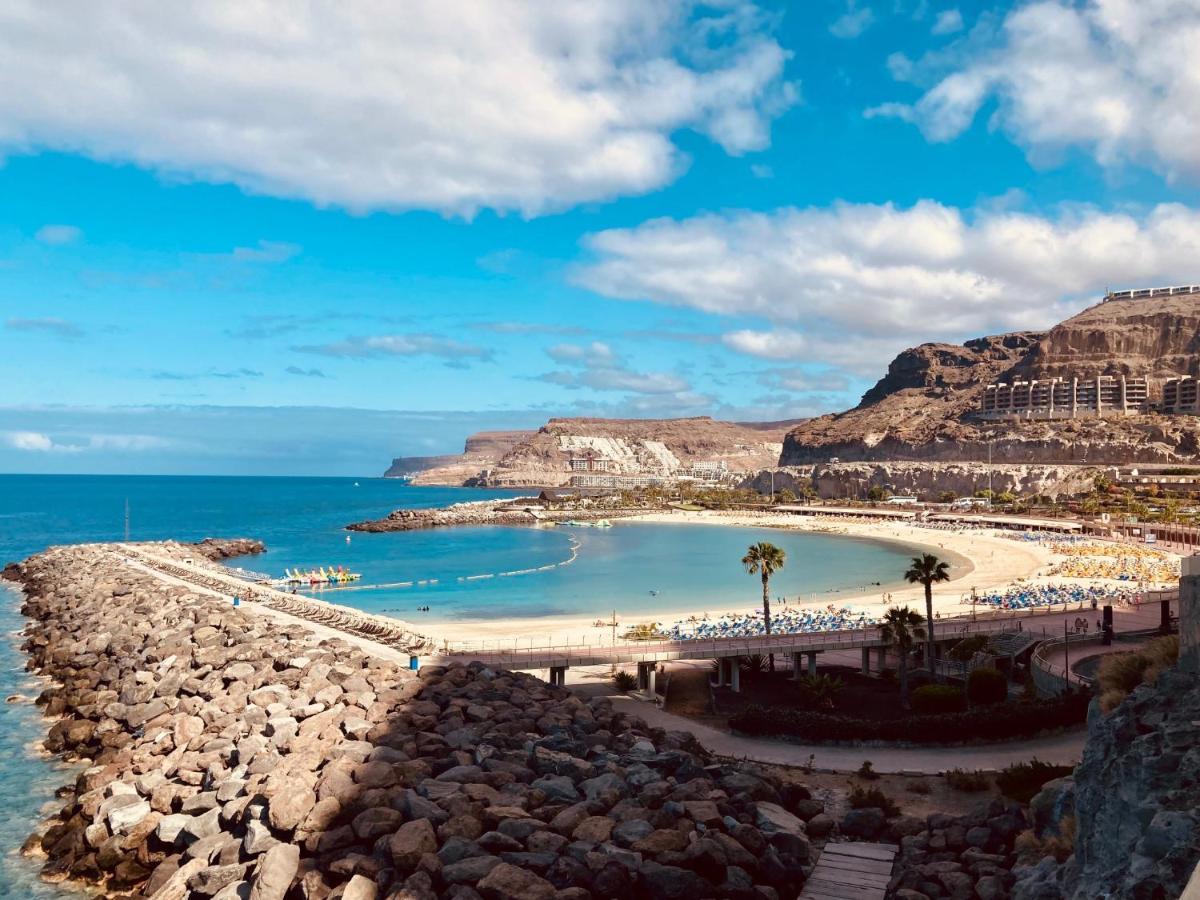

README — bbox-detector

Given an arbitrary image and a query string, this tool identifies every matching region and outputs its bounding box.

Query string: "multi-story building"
[1104,284,1200,302]
[979,375,1149,419]
[1163,377,1200,414]
[567,448,610,472]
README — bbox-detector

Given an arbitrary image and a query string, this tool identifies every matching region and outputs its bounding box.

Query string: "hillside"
[384,430,532,484]
[781,294,1200,465]
[406,416,797,487]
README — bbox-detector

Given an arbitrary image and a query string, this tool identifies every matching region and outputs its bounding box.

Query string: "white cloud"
[931,9,964,34]
[5,431,58,451]
[296,333,492,363]
[577,199,1200,367]
[830,7,875,38]
[34,224,82,245]
[0,1,795,217]
[229,241,301,263]
[538,341,691,395]
[873,0,1200,180]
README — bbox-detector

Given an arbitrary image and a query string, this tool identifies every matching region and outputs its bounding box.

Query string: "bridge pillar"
[791,653,803,680]
[646,665,657,698]
[875,646,887,670]
[861,647,871,675]
[548,666,567,687]
[637,662,652,691]
[807,651,818,678]
[1161,597,1173,635]
[730,658,741,693]
[714,657,726,686]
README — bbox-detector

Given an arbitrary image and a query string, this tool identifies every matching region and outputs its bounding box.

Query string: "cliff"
[384,430,533,484]
[474,416,800,487]
[781,295,1200,465]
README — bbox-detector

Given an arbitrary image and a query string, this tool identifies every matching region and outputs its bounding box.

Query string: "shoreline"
[426,510,1061,644]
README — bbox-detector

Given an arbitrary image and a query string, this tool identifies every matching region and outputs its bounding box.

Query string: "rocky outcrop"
[7,543,822,899]
[345,498,638,533]
[1011,668,1200,899]
[187,538,266,561]
[742,463,1103,500]
[782,296,1200,466]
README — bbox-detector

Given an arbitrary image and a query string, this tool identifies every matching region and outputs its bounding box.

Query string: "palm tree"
[743,541,786,671]
[905,553,951,677]
[879,606,926,709]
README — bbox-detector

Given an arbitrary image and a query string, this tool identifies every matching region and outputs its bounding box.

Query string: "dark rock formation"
[187,538,266,561]
[1012,669,1200,899]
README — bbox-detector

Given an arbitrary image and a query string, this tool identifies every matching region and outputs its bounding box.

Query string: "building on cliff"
[979,375,1149,420]
[1163,376,1200,414]
[1103,283,1200,302]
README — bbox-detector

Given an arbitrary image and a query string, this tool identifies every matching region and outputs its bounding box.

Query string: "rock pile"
[347,501,629,533]
[877,799,1027,900]
[8,543,822,899]
[188,539,267,562]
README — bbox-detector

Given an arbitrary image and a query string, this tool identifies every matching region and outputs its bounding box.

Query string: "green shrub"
[912,684,967,715]
[856,760,879,781]
[906,780,931,795]
[996,758,1075,804]
[949,635,991,662]
[612,670,638,692]
[1097,636,1178,711]
[944,768,991,792]
[848,786,899,817]
[797,674,844,711]
[967,667,1009,706]
[727,692,1090,745]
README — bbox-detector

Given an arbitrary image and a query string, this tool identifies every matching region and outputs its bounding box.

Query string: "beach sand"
[437,509,1071,647]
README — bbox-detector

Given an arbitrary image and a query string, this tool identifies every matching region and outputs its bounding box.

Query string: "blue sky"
[2,0,1199,475]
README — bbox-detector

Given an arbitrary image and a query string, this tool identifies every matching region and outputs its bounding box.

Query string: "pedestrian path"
[800,842,897,900]
[606,693,1084,773]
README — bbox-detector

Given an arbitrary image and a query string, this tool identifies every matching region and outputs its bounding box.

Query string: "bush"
[848,786,900,817]
[728,691,1091,745]
[944,768,991,792]
[906,780,931,795]
[612,670,638,692]
[996,758,1075,804]
[1097,636,1178,711]
[856,760,879,781]
[1015,816,1075,863]
[948,635,991,662]
[912,684,968,715]
[967,667,1009,706]
[797,674,844,711]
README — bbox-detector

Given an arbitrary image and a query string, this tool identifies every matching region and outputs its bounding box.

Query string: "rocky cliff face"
[473,417,799,488]
[782,296,1200,466]
[1013,668,1200,899]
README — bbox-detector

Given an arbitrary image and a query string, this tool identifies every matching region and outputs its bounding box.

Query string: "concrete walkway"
[606,693,1085,774]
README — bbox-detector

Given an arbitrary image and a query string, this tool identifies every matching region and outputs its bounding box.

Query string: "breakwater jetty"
[346,497,638,533]
[4,540,825,898]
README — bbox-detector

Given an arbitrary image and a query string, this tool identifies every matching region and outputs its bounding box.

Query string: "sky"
[2,0,1200,475]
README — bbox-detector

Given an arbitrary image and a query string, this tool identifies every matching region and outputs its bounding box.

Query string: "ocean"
[0,474,934,895]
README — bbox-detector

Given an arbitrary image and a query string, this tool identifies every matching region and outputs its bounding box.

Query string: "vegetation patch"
[612,670,638,692]
[1097,636,1178,712]
[848,785,900,817]
[911,684,968,714]
[967,667,1009,706]
[944,768,991,792]
[996,758,1075,804]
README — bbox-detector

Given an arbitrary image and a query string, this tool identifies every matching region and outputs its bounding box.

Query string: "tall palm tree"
[743,541,786,671]
[905,553,951,678]
[879,606,926,709]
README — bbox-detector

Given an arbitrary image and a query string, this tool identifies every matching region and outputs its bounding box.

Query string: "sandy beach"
[438,509,1074,647]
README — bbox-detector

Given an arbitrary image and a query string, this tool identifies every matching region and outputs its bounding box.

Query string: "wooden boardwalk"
[799,841,898,900]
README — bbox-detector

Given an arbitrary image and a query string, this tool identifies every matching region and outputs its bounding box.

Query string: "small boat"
[279,565,362,587]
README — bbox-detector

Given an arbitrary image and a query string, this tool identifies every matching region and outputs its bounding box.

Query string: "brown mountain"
[780,294,1200,465]
[384,430,533,483]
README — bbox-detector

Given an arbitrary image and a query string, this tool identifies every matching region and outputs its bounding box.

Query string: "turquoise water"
[0,474,940,895]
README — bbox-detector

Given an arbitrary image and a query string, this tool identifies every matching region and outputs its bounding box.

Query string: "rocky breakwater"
[189,539,266,562]
[347,499,630,533]
[8,543,822,899]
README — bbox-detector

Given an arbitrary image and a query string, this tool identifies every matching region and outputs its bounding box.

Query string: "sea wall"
[6,542,822,899]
